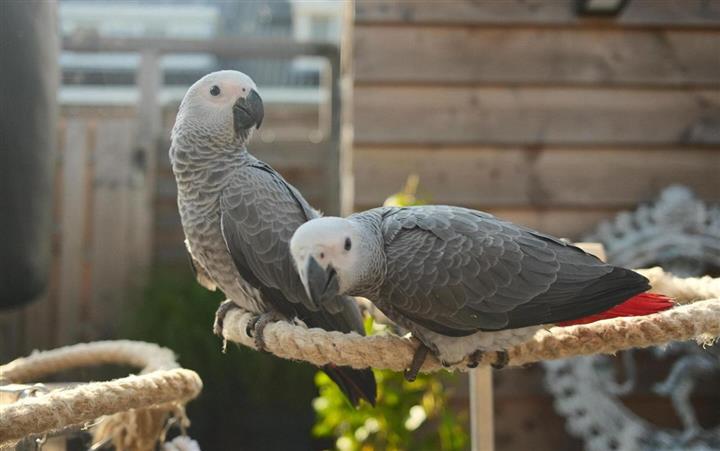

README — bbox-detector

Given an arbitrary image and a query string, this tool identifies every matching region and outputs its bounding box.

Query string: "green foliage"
[313,176,469,450]
[122,268,319,450]
[313,319,469,451]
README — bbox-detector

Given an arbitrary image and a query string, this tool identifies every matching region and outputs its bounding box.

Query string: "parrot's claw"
[467,350,484,368]
[492,350,509,369]
[213,300,238,337]
[247,311,282,352]
[404,344,430,382]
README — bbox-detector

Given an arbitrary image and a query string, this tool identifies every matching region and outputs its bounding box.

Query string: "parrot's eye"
[344,238,352,251]
[210,85,221,96]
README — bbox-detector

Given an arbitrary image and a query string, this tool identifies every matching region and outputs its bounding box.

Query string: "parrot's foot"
[247,311,282,352]
[404,343,430,382]
[214,300,239,353]
[467,350,484,368]
[213,300,238,337]
[492,350,509,369]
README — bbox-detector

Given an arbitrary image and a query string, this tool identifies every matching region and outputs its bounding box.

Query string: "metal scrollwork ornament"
[544,185,720,451]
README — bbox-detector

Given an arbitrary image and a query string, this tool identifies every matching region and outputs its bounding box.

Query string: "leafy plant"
[122,268,320,450]
[313,319,469,451]
[312,176,469,450]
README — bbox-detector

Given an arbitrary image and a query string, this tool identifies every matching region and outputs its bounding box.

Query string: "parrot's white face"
[174,70,264,145]
[291,217,361,303]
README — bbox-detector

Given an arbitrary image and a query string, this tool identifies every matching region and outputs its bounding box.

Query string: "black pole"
[0,0,59,309]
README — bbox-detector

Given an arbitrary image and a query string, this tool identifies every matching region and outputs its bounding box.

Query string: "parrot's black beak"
[233,89,264,136]
[305,256,339,307]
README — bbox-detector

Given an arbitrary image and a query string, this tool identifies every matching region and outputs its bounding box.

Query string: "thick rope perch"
[221,268,720,372]
[0,341,203,449]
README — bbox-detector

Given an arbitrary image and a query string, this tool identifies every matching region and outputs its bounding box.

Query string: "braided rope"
[1,270,715,447]
[1,340,179,382]
[0,341,203,449]
[221,268,720,372]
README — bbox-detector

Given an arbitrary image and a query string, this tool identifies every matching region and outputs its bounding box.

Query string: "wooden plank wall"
[352,0,720,239]
[350,1,720,450]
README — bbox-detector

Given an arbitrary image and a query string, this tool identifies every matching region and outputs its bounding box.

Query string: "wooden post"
[324,49,342,216]
[470,367,495,451]
[338,0,355,217]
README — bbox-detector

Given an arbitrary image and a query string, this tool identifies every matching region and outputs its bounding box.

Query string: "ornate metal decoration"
[544,185,720,451]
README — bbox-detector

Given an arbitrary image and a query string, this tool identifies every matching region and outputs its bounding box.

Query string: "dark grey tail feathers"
[323,365,377,407]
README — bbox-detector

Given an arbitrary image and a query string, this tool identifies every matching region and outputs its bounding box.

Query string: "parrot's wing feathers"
[221,163,375,406]
[220,163,318,311]
[185,241,217,291]
[379,206,646,335]
[247,160,320,219]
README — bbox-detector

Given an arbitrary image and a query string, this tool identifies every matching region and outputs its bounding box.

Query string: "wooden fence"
[0,37,341,361]
[0,108,148,360]
[350,0,720,239]
[348,1,720,450]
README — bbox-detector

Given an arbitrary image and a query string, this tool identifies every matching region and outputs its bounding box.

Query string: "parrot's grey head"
[173,70,264,146]
[291,217,365,304]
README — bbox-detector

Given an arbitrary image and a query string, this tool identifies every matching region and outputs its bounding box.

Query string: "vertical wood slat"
[471,367,495,451]
[53,118,88,346]
[20,119,67,352]
[326,48,343,216]
[89,120,135,338]
[126,136,152,293]
[339,0,355,216]
[78,120,97,342]
[135,51,162,273]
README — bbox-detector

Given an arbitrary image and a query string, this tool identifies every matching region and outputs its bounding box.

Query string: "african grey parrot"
[169,70,376,406]
[289,206,673,380]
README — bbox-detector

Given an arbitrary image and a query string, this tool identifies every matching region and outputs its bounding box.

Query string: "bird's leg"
[213,300,238,337]
[492,350,509,369]
[214,300,239,353]
[247,311,282,352]
[404,343,430,382]
[467,350,484,368]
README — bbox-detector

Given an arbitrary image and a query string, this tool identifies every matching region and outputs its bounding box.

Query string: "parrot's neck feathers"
[169,141,251,193]
[345,218,386,298]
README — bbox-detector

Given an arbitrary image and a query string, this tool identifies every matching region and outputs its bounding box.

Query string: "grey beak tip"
[305,257,339,307]
[233,88,265,132]
[249,89,264,129]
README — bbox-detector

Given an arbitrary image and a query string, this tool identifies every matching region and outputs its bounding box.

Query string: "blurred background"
[1,0,719,450]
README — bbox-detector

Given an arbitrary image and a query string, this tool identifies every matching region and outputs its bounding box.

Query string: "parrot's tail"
[557,292,674,327]
[323,365,377,407]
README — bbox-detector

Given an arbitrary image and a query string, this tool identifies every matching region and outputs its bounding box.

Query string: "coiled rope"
[0,340,202,449]
[221,267,720,372]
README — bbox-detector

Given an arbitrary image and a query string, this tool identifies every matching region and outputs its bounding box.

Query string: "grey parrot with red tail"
[290,206,673,380]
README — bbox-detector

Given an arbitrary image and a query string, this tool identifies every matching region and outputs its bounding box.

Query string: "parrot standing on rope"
[169,70,376,406]
[289,206,674,380]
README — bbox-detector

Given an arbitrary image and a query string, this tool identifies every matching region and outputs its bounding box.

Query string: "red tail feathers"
[557,293,674,327]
